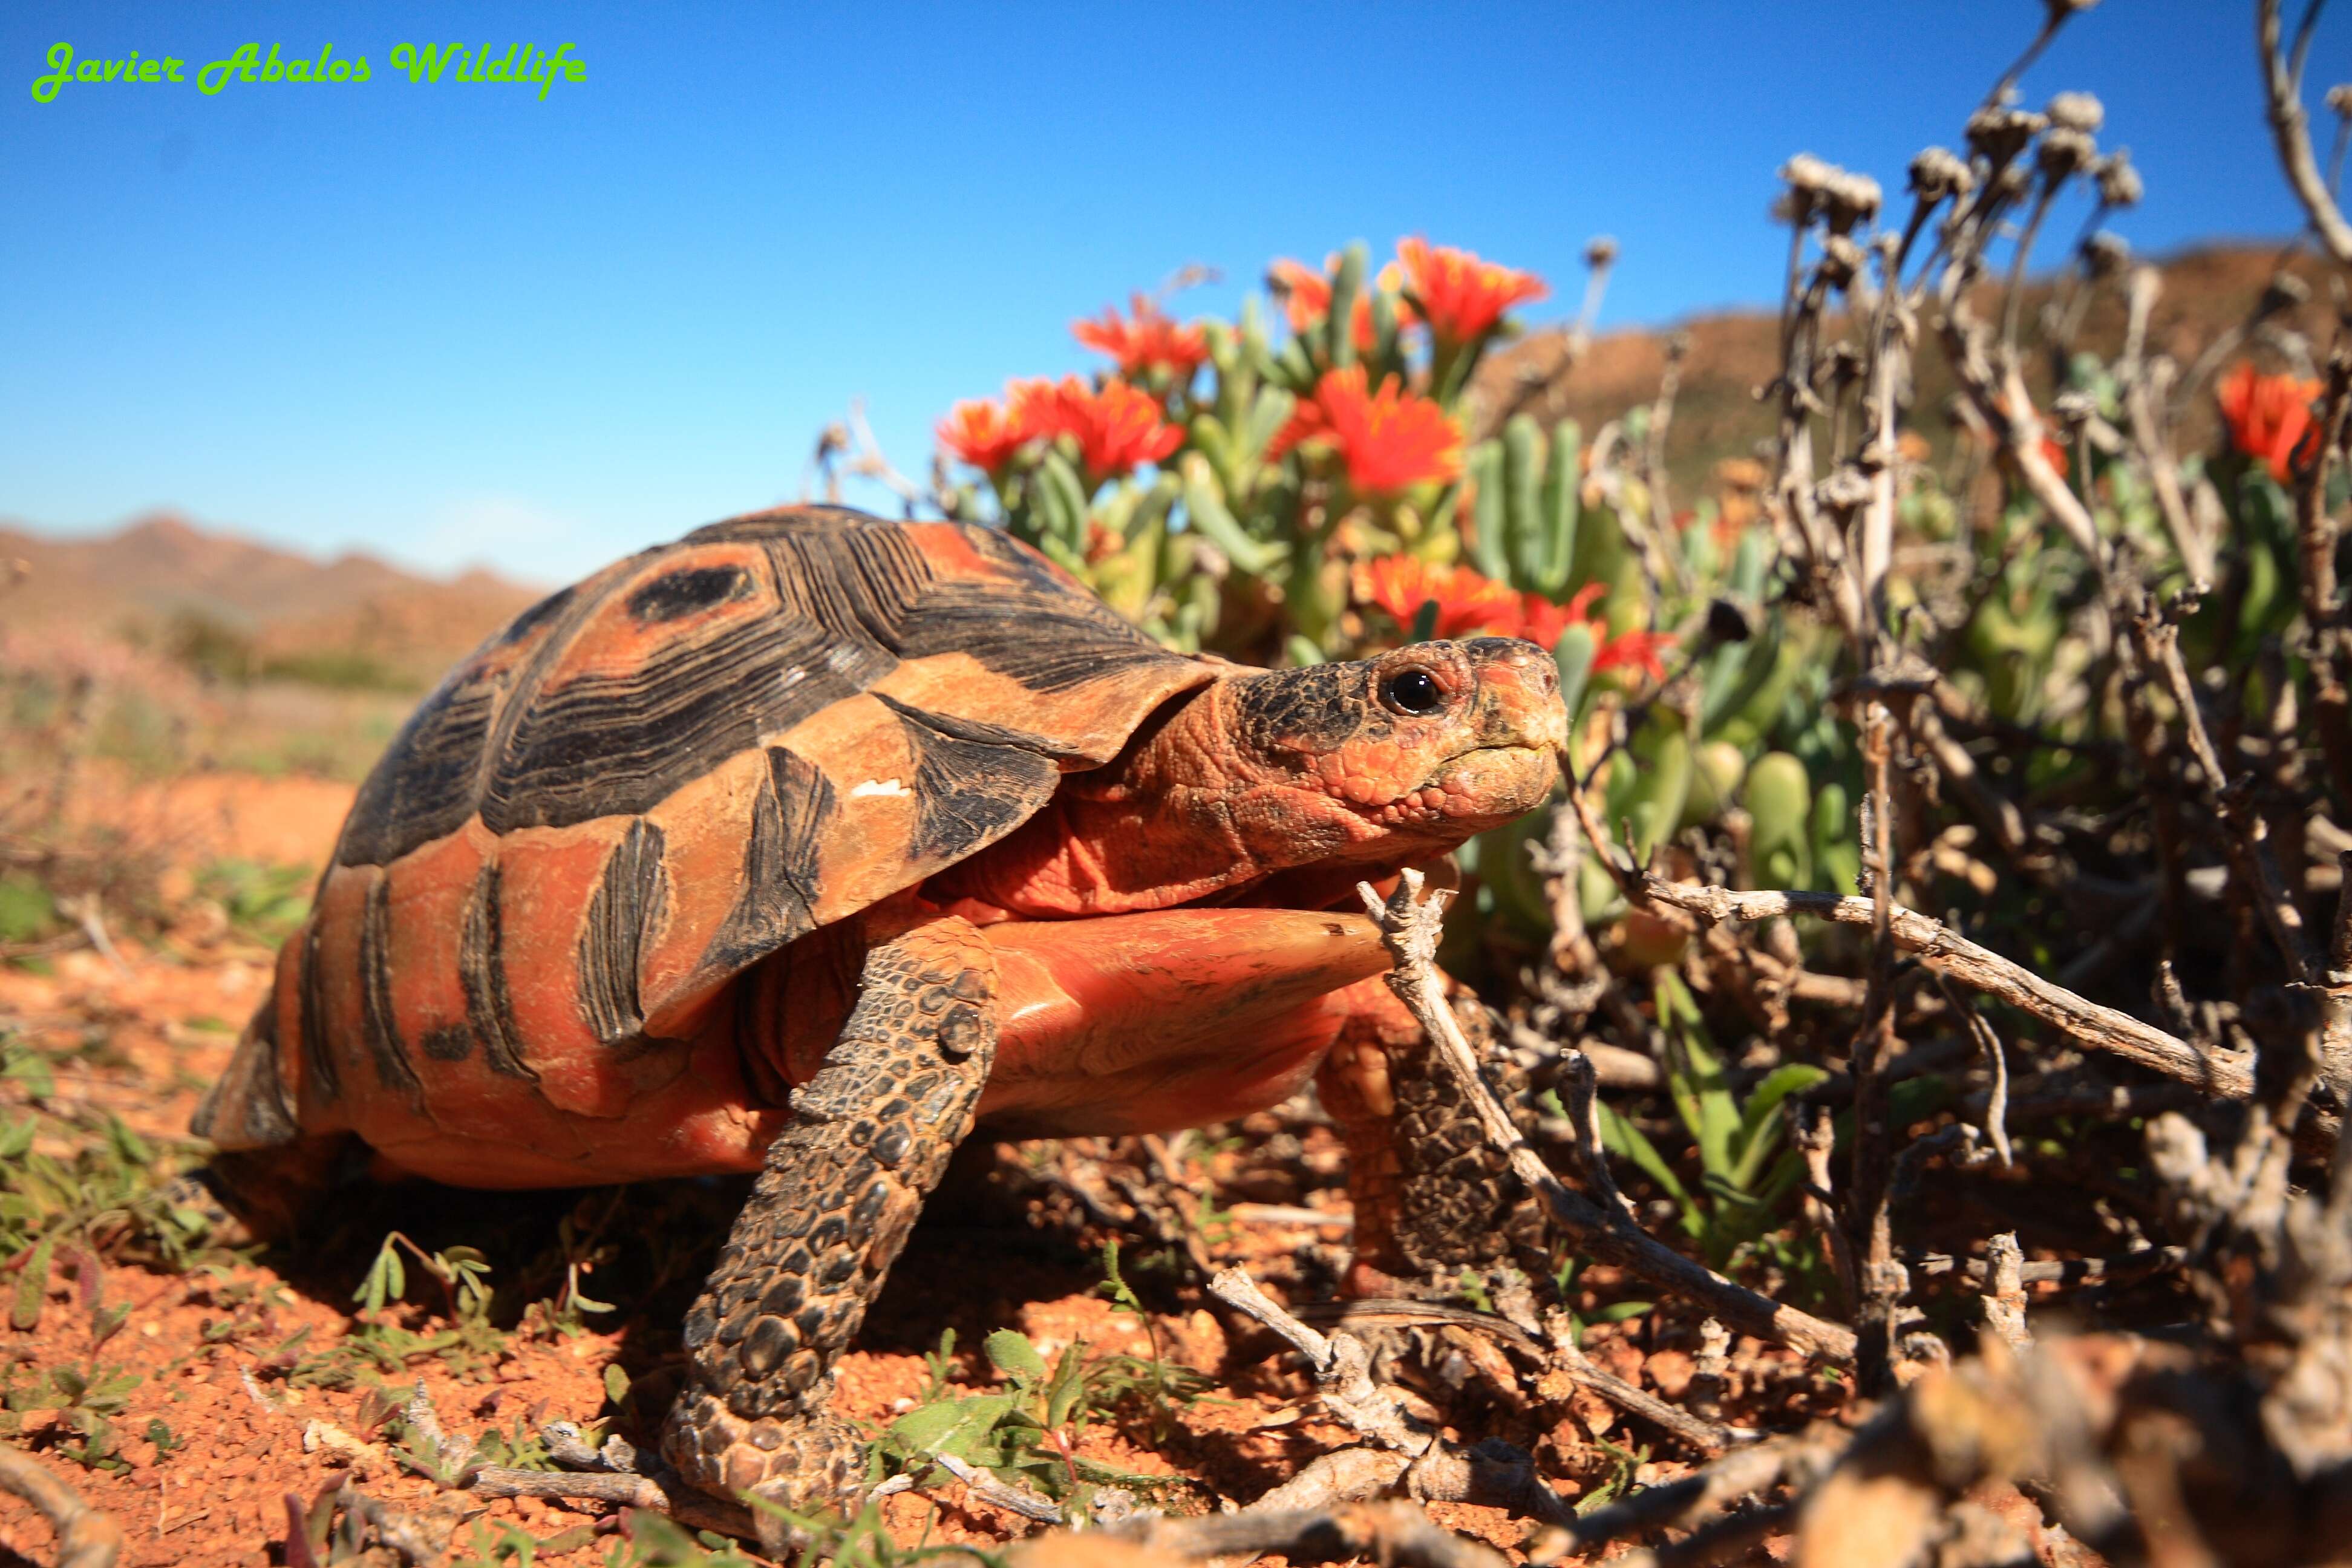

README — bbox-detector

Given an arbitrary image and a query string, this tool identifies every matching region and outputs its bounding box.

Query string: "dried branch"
[1108,1499,1509,1568]
[1210,1266,1580,1526]
[1574,782,2253,1097]
[1522,1439,1821,1565]
[0,1448,122,1568]
[2260,0,2352,265]
[1541,1311,1748,1457]
[1852,701,1905,1391]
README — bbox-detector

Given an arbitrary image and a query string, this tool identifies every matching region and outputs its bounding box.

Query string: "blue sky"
[0,1,2334,586]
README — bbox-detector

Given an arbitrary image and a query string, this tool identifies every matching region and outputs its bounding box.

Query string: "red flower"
[1363,557,1522,640]
[1028,375,1183,485]
[1073,293,1209,378]
[2037,432,2069,479]
[1268,258,1332,335]
[1267,257,1417,350]
[1395,237,1547,345]
[937,382,1051,474]
[1594,628,1675,684]
[1272,367,1462,493]
[2218,361,2324,482]
[1516,582,1606,652]
[1361,555,1671,681]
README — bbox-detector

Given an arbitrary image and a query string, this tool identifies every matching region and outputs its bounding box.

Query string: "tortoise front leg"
[662,914,998,1547]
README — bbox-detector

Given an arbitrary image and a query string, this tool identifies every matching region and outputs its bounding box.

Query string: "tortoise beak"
[1466,638,1571,756]
[1426,638,1567,818]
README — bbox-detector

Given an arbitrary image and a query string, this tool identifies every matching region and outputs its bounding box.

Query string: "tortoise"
[192,504,1566,1541]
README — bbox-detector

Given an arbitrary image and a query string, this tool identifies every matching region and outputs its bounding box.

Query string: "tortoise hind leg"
[662,913,998,1549]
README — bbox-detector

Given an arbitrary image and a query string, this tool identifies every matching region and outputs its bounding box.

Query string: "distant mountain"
[0,512,542,692]
[1469,241,2328,497]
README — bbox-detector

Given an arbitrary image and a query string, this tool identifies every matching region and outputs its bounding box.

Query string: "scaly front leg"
[663,913,997,1550]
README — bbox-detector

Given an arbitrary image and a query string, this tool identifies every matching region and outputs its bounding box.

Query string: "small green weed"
[1583,973,1826,1270]
[289,1232,511,1387]
[192,857,314,944]
[0,1361,144,1472]
[1091,1237,1214,1439]
[876,1325,1178,1510]
[1,1039,217,1292]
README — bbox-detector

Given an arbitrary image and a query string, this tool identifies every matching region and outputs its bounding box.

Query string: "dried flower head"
[2328,83,2352,116]
[2094,149,2143,209]
[2045,91,2105,133]
[1966,103,2048,166]
[2036,127,2097,182]
[1908,146,1974,204]
[1584,235,1619,269]
[1778,153,1836,226]
[1822,171,1883,232]
[2256,272,2313,321]
[1815,234,1865,289]
[2081,230,2131,278]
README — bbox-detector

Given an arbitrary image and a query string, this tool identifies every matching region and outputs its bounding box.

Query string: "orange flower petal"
[1273,367,1462,494]
[1396,237,1547,345]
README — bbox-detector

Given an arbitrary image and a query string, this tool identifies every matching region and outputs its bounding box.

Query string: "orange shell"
[195,506,1217,1169]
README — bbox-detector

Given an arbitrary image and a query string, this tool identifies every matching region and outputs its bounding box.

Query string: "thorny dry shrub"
[16,3,2352,1567]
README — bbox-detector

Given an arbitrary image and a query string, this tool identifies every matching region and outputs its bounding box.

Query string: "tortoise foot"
[663,1398,864,1550]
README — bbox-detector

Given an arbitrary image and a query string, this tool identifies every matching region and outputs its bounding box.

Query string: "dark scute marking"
[704,746,837,976]
[358,877,424,1108]
[336,674,500,867]
[235,1056,298,1146]
[895,526,1185,693]
[422,1025,474,1062]
[459,862,536,1080]
[681,506,873,546]
[500,583,577,645]
[296,919,339,1103]
[876,692,1060,863]
[479,522,930,834]
[627,564,753,624]
[579,819,668,1046]
[1232,662,1373,756]
[194,997,296,1145]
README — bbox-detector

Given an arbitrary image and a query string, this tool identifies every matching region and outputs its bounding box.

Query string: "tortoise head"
[1222,637,1567,846]
[937,635,1567,918]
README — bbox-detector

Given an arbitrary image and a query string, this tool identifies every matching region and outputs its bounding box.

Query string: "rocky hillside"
[0,513,540,692]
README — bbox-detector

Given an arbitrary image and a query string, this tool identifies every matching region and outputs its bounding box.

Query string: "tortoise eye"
[1381,667,1446,716]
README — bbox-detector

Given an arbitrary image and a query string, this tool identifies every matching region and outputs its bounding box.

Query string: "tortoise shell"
[195,506,1218,1175]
